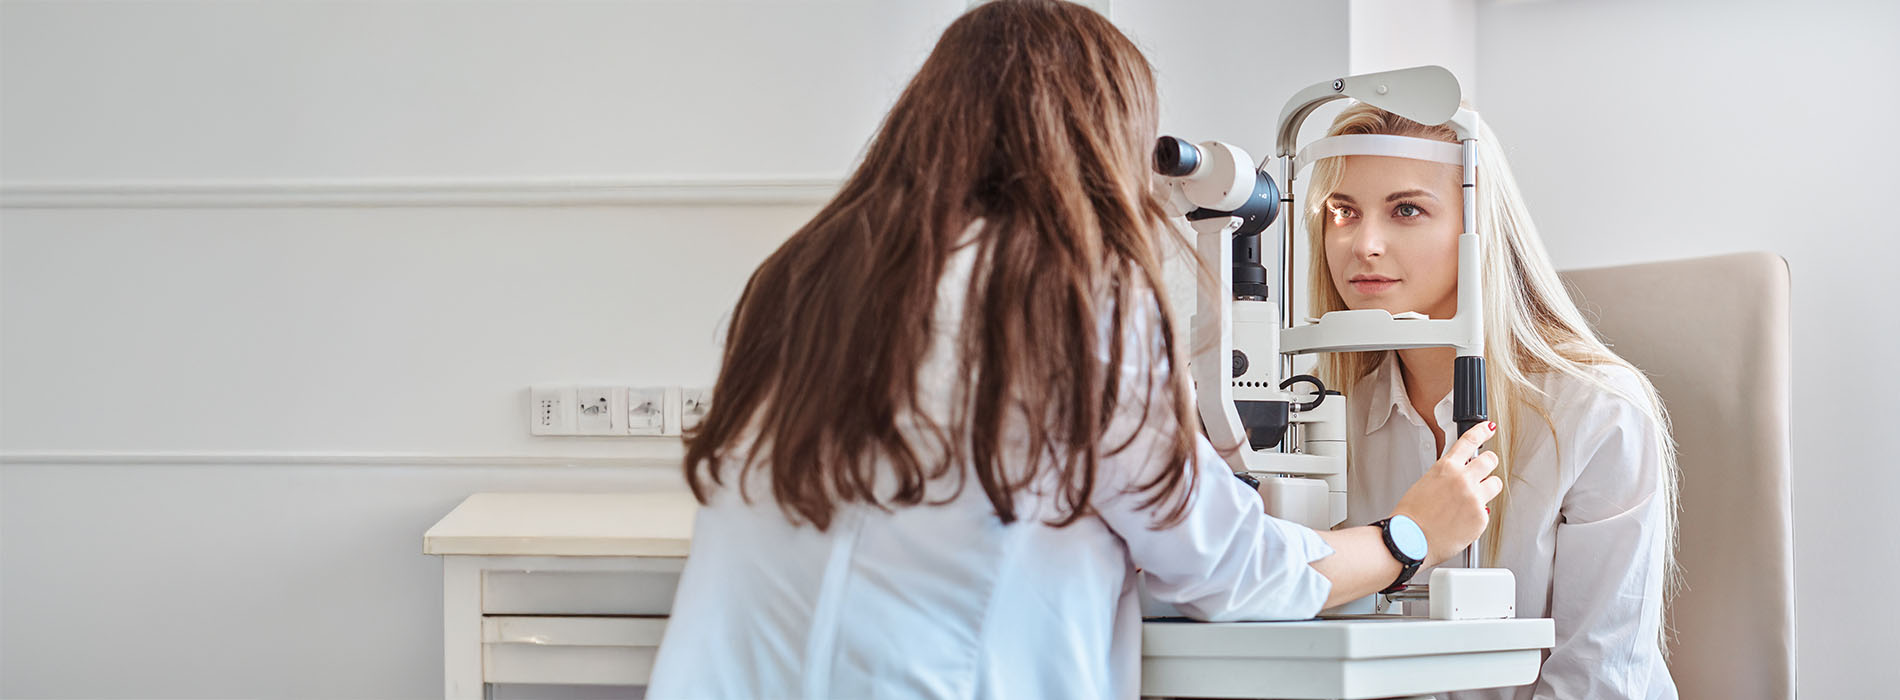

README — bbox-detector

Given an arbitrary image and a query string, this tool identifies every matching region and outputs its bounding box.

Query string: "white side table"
[423,492,698,698]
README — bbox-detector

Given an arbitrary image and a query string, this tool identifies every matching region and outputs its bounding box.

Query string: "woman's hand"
[1389,422,1504,567]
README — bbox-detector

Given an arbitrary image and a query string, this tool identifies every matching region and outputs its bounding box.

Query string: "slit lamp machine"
[1154,65,1511,617]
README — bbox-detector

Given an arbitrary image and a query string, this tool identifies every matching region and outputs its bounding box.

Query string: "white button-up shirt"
[1342,351,1678,700]
[648,238,1335,699]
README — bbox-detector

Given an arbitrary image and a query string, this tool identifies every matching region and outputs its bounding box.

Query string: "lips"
[1347,274,1398,294]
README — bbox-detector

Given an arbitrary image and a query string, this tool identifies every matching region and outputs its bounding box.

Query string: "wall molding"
[0,176,841,209]
[0,448,685,468]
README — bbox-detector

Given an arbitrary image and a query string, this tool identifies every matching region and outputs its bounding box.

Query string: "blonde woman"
[1307,102,1681,699]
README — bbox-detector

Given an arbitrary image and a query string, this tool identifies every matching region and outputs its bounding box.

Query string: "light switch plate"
[530,385,578,436]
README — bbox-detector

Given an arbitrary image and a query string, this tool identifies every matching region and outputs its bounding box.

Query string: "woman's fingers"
[1478,474,1504,502]
[1443,421,1498,466]
[1469,450,1501,478]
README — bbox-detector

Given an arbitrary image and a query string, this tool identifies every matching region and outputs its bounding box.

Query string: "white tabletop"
[1143,616,1553,659]
[423,491,698,557]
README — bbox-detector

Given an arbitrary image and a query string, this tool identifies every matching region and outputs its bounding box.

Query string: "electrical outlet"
[680,387,711,432]
[530,385,578,436]
[627,387,667,436]
[576,386,624,436]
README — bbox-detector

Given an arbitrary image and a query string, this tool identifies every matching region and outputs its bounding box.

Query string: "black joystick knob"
[1154,136,1200,177]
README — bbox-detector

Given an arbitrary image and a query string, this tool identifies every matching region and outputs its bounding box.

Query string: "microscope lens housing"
[1153,136,1200,177]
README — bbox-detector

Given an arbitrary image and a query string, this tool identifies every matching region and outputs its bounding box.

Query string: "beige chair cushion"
[1560,252,1795,700]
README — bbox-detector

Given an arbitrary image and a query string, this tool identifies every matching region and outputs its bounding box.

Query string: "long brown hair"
[683,0,1199,531]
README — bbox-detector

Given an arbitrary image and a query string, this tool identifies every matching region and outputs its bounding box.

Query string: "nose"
[1350,219,1387,261]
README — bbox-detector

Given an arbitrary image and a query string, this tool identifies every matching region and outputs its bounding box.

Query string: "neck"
[1395,346,1457,409]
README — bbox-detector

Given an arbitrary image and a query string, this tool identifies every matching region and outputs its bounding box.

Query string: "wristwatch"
[1373,515,1429,594]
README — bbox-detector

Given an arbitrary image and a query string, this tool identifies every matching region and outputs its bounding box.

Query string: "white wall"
[0,1,957,181]
[1470,1,1898,697]
[1349,0,1476,104]
[0,1,1349,697]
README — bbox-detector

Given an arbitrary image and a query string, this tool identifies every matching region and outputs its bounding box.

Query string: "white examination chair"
[1560,252,1796,700]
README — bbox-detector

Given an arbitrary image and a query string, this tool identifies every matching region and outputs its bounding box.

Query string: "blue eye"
[1395,203,1424,218]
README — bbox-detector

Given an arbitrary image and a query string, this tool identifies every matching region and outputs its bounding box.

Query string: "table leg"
[444,556,484,700]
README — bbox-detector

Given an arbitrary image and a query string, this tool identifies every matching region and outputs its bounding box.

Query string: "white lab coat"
[1342,351,1678,700]
[646,236,1336,699]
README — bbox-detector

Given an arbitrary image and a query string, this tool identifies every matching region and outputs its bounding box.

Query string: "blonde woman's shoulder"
[1532,360,1668,477]
[1538,360,1653,415]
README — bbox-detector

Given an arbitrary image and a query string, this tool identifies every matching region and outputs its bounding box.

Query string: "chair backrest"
[1559,252,1796,700]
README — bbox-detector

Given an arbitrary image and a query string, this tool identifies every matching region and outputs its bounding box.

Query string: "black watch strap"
[1374,517,1423,595]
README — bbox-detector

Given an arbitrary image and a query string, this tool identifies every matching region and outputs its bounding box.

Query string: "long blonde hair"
[1303,102,1682,633]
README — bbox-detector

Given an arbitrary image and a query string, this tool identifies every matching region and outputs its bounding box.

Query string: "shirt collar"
[1360,351,1408,436]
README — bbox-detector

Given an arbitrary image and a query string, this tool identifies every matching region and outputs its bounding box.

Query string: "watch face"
[1389,515,1429,562]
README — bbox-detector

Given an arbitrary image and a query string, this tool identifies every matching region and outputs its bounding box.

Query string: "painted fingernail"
[1487,421,1497,431]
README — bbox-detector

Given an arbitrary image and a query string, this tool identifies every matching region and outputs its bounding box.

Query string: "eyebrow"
[1327,190,1442,204]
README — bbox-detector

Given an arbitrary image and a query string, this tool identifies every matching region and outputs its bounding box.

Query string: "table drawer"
[483,568,682,615]
[483,616,668,686]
